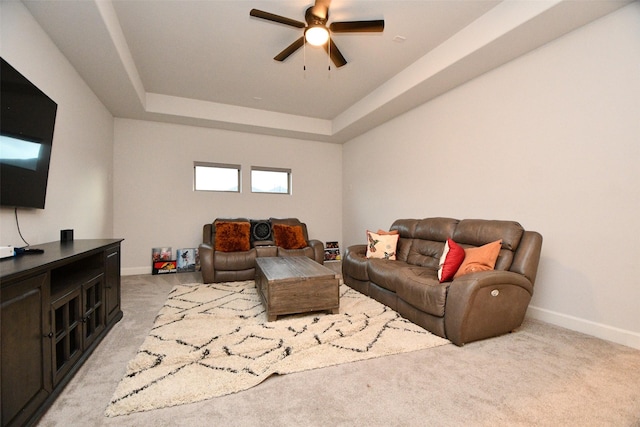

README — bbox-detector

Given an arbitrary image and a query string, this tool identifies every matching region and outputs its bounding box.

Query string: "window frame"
[250,166,291,195]
[193,161,241,193]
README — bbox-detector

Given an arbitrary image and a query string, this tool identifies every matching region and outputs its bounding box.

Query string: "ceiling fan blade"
[330,20,385,33]
[323,38,347,68]
[274,37,305,62]
[250,9,305,28]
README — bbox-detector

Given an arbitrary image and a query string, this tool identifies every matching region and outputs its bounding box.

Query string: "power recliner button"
[491,289,500,297]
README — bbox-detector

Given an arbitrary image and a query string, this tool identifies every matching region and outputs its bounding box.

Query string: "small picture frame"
[324,241,341,261]
[152,260,177,274]
[177,248,196,273]
[152,247,172,262]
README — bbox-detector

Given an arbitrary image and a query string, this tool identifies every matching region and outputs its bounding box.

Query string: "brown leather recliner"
[342,218,543,346]
[199,217,324,283]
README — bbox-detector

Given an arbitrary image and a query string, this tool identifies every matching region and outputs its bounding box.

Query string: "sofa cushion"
[453,220,523,271]
[367,259,408,292]
[406,239,443,268]
[396,267,448,317]
[438,239,465,282]
[215,221,251,252]
[454,240,502,278]
[453,220,523,250]
[272,224,308,249]
[277,246,315,259]
[366,231,399,260]
[214,248,256,270]
[413,217,459,241]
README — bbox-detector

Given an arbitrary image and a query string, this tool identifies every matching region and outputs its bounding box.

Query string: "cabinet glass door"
[51,289,82,385]
[82,277,105,349]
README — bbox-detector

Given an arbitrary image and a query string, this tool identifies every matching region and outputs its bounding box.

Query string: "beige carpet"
[105,281,449,416]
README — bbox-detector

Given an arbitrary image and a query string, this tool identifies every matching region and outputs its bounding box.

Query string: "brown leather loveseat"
[200,217,324,283]
[342,218,543,346]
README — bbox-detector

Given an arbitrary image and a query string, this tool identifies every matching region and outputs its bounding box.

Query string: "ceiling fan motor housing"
[305,6,328,27]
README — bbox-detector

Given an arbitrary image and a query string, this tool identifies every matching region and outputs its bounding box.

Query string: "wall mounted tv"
[1,57,57,209]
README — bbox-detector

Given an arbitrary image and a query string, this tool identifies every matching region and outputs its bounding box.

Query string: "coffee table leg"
[330,308,339,314]
[267,313,277,322]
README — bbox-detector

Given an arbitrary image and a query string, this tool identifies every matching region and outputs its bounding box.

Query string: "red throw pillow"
[438,239,465,283]
[453,239,502,279]
[272,224,307,249]
[214,221,251,252]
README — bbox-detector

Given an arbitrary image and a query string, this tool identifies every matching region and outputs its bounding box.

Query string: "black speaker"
[60,229,74,242]
[250,220,272,242]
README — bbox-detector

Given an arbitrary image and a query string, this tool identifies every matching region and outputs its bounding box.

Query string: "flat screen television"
[1,57,57,209]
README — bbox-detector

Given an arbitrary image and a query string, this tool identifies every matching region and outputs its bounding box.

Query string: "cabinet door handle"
[45,332,53,338]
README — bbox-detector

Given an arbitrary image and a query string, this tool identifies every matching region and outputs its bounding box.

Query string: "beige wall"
[343,3,640,348]
[113,119,342,274]
[0,1,114,246]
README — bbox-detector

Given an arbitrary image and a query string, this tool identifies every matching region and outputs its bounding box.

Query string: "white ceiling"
[22,0,632,143]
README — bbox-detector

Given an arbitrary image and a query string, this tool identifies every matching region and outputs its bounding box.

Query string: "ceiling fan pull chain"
[303,38,307,75]
[328,38,331,74]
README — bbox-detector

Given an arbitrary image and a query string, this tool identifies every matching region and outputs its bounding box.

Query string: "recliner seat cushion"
[214,249,256,270]
[277,246,315,259]
[396,267,448,317]
[367,259,410,293]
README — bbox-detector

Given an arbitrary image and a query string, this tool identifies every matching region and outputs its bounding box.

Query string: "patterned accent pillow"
[366,230,399,260]
[272,224,308,249]
[215,221,251,252]
[438,239,465,282]
[454,239,502,278]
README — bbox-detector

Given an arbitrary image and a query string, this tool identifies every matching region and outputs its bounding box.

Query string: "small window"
[251,167,291,194]
[194,162,240,192]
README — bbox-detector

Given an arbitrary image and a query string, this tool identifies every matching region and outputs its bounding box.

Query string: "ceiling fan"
[249,0,384,68]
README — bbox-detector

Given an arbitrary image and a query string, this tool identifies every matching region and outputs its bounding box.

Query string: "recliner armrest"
[345,244,367,257]
[444,270,533,346]
[199,243,214,284]
[307,239,325,264]
[342,244,369,281]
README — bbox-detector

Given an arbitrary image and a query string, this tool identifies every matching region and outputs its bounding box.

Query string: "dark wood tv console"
[0,239,123,427]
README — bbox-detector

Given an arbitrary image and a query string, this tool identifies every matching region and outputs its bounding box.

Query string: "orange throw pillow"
[453,239,502,278]
[273,224,307,249]
[376,229,399,235]
[214,221,251,252]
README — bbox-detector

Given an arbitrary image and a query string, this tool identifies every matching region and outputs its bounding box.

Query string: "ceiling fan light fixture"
[305,26,329,46]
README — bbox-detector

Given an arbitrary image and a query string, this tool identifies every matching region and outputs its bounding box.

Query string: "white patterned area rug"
[105,281,450,416]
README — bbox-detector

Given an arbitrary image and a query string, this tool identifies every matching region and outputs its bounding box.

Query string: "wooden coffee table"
[255,256,340,321]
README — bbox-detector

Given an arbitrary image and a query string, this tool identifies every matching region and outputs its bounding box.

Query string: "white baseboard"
[526,305,640,350]
[122,266,151,276]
